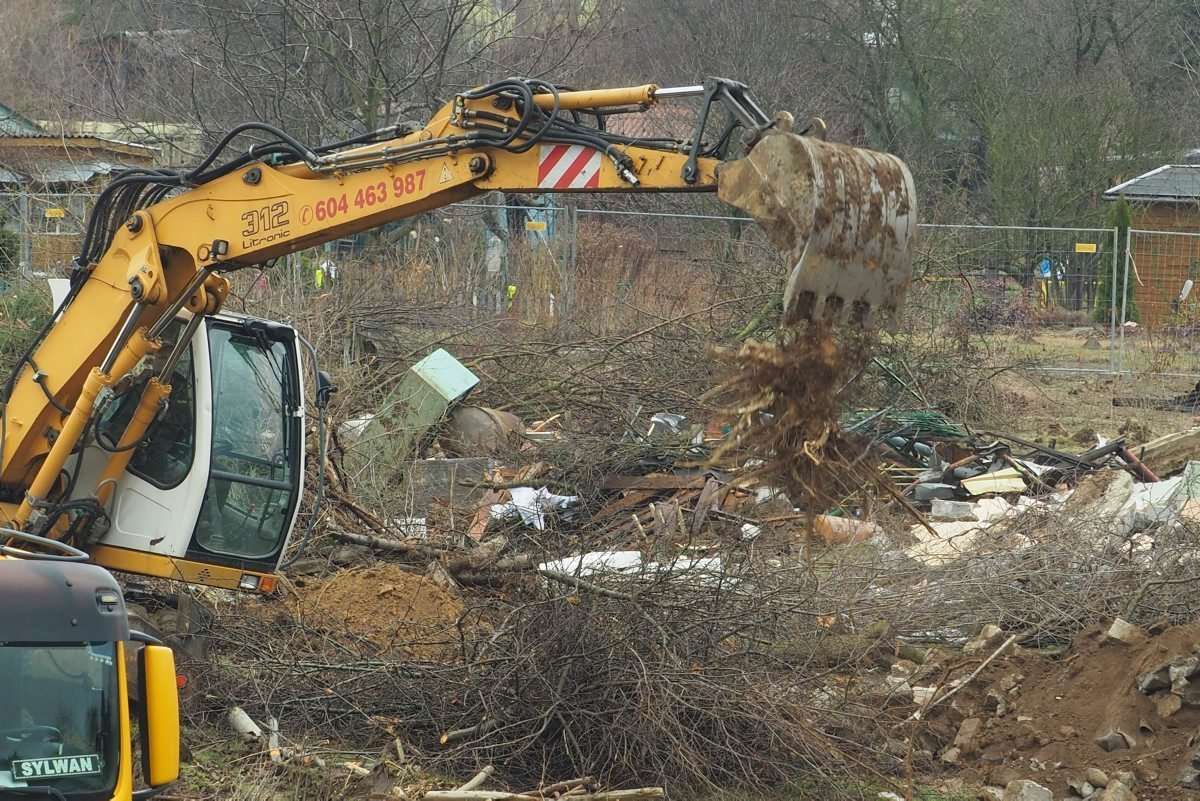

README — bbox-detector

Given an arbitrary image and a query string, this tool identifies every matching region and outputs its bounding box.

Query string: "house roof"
[0,159,125,187]
[0,134,157,159]
[1104,165,1200,203]
[0,102,44,136]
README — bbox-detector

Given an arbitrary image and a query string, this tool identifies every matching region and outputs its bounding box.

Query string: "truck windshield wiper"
[0,787,68,801]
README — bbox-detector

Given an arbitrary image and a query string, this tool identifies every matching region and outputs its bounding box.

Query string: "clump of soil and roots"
[708,321,881,511]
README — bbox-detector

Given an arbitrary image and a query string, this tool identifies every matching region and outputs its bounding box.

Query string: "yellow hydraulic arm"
[0,76,916,581]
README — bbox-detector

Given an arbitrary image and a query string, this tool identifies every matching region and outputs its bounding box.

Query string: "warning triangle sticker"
[439,164,453,184]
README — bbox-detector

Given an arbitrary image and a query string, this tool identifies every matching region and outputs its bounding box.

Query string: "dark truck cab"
[0,558,179,801]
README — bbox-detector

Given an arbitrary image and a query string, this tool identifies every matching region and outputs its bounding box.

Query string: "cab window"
[96,321,195,489]
[192,324,298,560]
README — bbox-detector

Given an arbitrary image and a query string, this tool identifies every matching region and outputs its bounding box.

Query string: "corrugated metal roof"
[0,159,121,186]
[1104,165,1200,202]
[0,103,44,136]
[36,160,120,184]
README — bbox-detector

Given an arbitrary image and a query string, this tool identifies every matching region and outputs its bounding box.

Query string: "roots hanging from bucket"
[708,323,880,513]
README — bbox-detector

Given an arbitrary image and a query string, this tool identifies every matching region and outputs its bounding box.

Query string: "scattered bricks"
[1001,779,1052,801]
[1086,768,1109,787]
[1105,617,1145,645]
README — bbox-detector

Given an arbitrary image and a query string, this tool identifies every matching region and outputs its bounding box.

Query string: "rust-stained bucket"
[718,129,917,326]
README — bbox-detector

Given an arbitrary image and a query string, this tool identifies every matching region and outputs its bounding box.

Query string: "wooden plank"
[594,489,657,519]
[1138,426,1200,478]
[690,478,721,536]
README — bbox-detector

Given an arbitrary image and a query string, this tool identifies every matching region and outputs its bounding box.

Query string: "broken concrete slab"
[1001,779,1052,801]
[952,717,983,754]
[904,521,989,566]
[1105,618,1145,645]
[930,498,975,521]
[1098,781,1136,801]
[1067,777,1095,798]
[1152,692,1182,718]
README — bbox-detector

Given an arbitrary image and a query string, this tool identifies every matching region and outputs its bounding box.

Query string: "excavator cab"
[71,311,307,592]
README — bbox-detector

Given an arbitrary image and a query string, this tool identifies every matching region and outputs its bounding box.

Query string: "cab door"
[184,318,304,573]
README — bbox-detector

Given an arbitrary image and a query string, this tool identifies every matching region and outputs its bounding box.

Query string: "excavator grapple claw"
[718,129,917,326]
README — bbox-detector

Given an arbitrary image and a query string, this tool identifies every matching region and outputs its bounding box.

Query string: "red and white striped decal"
[537,144,602,189]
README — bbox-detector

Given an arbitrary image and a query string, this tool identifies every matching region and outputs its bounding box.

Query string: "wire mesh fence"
[1114,229,1200,386]
[12,186,1200,382]
[0,191,94,274]
[907,224,1121,372]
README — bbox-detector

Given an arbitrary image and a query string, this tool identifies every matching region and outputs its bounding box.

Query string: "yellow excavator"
[0,77,915,800]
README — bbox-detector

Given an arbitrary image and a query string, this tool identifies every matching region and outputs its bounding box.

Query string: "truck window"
[0,642,120,797]
[192,324,297,560]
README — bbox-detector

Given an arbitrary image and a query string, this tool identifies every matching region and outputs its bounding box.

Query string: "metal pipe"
[100,305,142,374]
[653,85,706,99]
[1109,226,1119,373]
[147,266,216,340]
[1119,226,1132,375]
[156,312,204,382]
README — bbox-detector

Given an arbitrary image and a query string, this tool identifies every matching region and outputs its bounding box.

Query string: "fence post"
[18,191,32,274]
[1109,227,1119,373]
[1118,227,1133,375]
[566,204,578,320]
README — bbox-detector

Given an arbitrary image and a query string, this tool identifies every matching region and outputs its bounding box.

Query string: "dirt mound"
[925,622,1200,798]
[292,565,464,660]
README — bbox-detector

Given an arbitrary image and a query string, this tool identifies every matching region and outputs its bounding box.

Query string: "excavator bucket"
[718,127,917,326]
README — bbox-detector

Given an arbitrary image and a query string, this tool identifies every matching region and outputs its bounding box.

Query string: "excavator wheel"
[718,123,917,327]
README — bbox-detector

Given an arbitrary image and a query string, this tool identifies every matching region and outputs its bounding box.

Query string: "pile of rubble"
[891,618,1200,800]
[228,344,1200,799]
